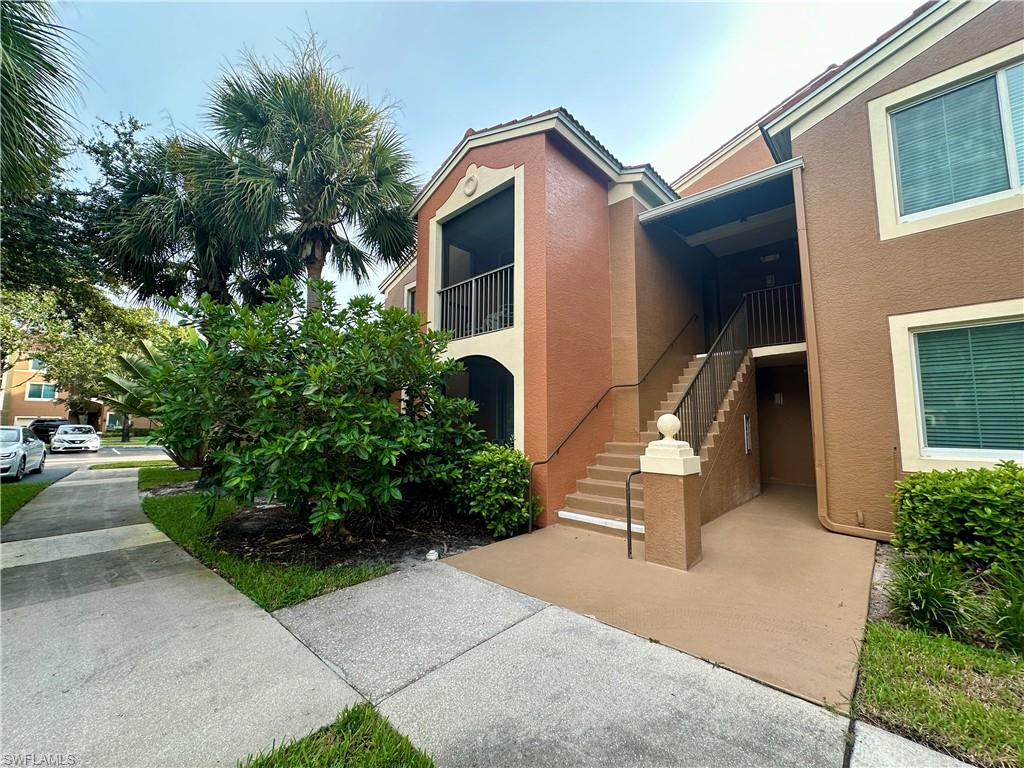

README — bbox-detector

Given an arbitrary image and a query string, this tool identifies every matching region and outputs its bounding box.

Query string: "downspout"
[792,167,890,541]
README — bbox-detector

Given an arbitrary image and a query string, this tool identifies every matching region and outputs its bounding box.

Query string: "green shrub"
[150,280,483,534]
[459,443,539,537]
[131,427,152,437]
[892,461,1024,571]
[885,552,982,640]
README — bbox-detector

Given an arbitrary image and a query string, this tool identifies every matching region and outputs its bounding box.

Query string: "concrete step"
[594,452,642,469]
[604,441,645,456]
[557,511,644,540]
[563,491,643,519]
[587,464,641,482]
[577,477,643,501]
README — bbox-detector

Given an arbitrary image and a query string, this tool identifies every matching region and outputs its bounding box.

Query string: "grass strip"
[144,493,389,611]
[856,620,1024,768]
[90,460,176,470]
[237,702,432,767]
[0,480,54,526]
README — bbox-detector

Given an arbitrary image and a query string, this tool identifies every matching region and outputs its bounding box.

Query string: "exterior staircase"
[557,354,754,539]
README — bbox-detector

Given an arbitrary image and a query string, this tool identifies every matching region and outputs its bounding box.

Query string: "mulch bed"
[210,503,495,570]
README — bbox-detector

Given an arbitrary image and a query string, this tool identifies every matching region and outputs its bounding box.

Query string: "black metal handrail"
[744,282,804,347]
[671,298,749,452]
[525,313,699,532]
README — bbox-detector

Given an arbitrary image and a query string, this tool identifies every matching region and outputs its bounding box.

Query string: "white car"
[50,424,101,453]
[0,427,46,481]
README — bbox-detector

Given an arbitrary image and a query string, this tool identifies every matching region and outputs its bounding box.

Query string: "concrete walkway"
[1,468,359,767]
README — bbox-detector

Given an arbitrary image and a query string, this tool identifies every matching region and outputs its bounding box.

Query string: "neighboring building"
[382,0,1024,539]
[0,356,153,433]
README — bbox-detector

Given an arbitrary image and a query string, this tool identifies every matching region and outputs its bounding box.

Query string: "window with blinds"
[914,320,1024,453]
[891,62,1024,217]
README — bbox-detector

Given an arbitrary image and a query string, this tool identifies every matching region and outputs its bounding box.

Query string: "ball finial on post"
[657,413,681,441]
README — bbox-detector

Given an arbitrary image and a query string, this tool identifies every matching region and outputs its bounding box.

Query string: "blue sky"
[58,0,921,297]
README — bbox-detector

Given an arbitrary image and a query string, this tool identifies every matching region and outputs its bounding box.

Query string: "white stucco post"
[640,413,703,570]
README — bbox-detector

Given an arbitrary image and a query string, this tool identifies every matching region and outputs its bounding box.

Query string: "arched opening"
[447,355,514,444]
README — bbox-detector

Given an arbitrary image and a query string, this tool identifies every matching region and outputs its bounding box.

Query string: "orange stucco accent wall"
[793,2,1024,534]
[675,134,775,196]
[533,136,615,525]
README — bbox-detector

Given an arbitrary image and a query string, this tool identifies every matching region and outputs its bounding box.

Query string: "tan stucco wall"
[793,3,1024,534]
[756,364,815,487]
[383,262,416,310]
[699,361,760,523]
[2,359,67,425]
[675,134,775,196]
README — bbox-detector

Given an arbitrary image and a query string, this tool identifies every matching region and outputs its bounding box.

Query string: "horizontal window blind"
[916,320,1024,451]
[892,76,1010,215]
[1006,62,1024,182]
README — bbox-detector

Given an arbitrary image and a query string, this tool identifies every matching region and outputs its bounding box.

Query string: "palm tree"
[207,35,417,309]
[0,0,77,199]
[92,135,301,305]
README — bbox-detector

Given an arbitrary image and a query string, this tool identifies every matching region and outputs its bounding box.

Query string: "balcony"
[744,282,804,348]
[438,264,514,339]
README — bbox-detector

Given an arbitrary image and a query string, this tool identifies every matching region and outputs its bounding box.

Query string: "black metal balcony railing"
[744,282,804,347]
[437,264,513,339]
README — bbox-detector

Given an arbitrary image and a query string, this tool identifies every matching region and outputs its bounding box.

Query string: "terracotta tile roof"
[670,0,939,187]
[417,107,676,204]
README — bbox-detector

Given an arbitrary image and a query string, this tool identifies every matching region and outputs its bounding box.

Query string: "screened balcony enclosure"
[438,186,514,339]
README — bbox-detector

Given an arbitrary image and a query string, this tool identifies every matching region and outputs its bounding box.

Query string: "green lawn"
[0,480,54,526]
[138,465,201,491]
[100,435,152,445]
[144,493,389,611]
[238,702,432,767]
[91,460,176,470]
[856,620,1024,768]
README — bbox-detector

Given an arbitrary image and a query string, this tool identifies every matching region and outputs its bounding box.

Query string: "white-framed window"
[28,358,46,371]
[405,284,417,315]
[890,62,1023,220]
[889,299,1024,471]
[868,42,1024,240]
[912,319,1023,458]
[25,383,57,401]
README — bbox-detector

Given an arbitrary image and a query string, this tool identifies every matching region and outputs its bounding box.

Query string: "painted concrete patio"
[448,484,877,709]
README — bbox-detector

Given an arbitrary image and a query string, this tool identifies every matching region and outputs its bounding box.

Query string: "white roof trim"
[378,258,416,295]
[639,157,804,225]
[411,112,675,216]
[764,0,989,139]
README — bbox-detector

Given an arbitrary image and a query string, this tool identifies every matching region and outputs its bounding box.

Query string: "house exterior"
[0,356,152,433]
[382,0,1024,541]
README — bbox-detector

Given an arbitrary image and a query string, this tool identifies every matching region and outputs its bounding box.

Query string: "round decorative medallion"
[462,174,478,197]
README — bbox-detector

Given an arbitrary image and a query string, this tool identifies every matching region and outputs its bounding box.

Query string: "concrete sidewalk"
[1,468,359,767]
[278,564,849,767]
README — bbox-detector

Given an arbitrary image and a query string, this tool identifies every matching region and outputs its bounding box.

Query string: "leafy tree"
[0,0,78,199]
[87,126,302,305]
[208,35,417,309]
[149,280,482,533]
[0,286,170,418]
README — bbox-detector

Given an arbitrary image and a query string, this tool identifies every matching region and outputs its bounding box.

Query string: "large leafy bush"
[892,461,1023,571]
[458,443,538,537]
[150,280,483,533]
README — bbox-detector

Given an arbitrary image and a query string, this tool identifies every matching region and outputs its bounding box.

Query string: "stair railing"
[525,313,699,532]
[621,300,751,555]
[671,298,750,452]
